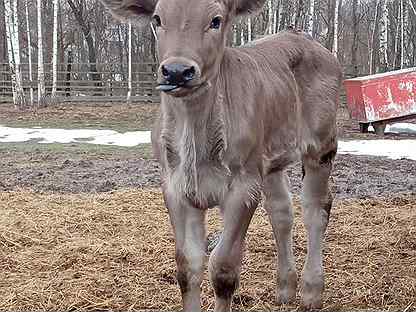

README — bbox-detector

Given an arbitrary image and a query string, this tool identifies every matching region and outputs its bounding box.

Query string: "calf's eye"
[153,15,162,27]
[210,16,222,29]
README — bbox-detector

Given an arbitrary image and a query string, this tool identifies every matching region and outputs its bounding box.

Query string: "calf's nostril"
[183,66,196,81]
[161,65,170,78]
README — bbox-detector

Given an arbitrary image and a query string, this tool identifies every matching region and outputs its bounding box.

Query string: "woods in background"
[1,0,416,108]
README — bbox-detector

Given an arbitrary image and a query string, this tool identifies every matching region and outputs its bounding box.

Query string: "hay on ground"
[0,189,415,311]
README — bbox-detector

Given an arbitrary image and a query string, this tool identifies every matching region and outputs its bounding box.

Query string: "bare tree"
[25,0,34,106]
[52,0,59,98]
[67,0,101,82]
[4,0,25,108]
[240,21,245,44]
[351,0,360,76]
[247,16,252,41]
[369,0,381,74]
[307,0,315,36]
[401,0,405,68]
[3,0,16,104]
[267,0,275,34]
[393,3,401,68]
[295,0,304,29]
[379,0,389,71]
[37,0,46,106]
[333,0,341,56]
[0,1,6,63]
[127,22,132,104]
[10,0,24,107]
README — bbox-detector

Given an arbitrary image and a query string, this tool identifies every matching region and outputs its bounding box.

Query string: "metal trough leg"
[359,122,370,133]
[372,122,386,136]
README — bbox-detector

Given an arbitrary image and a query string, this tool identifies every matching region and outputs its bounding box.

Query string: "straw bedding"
[0,189,414,311]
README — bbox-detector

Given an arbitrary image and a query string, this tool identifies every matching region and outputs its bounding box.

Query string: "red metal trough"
[344,67,416,134]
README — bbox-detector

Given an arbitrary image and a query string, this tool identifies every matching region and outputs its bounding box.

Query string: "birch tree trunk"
[52,0,59,98]
[25,0,34,106]
[378,0,389,72]
[9,0,25,108]
[247,17,252,42]
[233,24,237,46]
[3,0,17,106]
[127,22,132,104]
[333,0,340,56]
[37,0,46,106]
[307,0,315,36]
[268,0,274,34]
[240,21,245,45]
[273,0,278,33]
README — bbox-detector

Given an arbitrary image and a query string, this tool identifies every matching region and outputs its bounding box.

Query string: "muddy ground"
[0,102,415,198]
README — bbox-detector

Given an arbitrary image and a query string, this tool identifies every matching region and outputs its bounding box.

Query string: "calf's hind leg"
[300,150,336,309]
[264,170,297,304]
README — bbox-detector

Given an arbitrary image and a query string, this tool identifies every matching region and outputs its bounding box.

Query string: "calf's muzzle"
[162,63,196,84]
[156,58,201,93]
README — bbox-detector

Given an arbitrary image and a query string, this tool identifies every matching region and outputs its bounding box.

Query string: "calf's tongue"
[156,84,179,92]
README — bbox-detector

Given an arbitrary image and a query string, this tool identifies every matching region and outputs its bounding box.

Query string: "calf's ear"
[100,0,157,25]
[235,0,266,16]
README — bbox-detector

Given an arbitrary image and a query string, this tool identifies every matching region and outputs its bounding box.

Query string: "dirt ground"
[1,103,415,198]
[0,102,159,131]
[1,143,415,198]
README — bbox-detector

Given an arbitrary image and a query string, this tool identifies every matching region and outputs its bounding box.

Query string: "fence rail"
[0,62,160,103]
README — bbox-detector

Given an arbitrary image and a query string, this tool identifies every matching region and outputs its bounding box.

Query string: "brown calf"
[101,0,342,310]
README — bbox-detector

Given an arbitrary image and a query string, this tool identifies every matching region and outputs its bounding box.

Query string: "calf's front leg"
[208,175,261,312]
[164,190,206,312]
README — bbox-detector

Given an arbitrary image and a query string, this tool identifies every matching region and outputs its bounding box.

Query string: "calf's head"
[101,0,266,97]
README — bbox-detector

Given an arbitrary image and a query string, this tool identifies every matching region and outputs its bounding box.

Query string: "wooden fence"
[0,62,160,103]
[0,62,362,105]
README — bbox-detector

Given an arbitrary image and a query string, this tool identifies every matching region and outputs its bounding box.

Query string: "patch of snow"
[89,131,152,147]
[0,126,151,147]
[386,123,416,134]
[1,126,415,161]
[338,139,416,160]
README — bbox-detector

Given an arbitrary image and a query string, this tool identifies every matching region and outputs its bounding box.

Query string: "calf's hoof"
[301,279,323,310]
[300,300,323,311]
[277,270,297,305]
